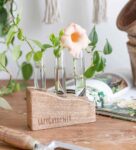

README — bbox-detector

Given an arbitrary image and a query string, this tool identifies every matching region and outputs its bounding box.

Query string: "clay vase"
[127,43,136,85]
[117,0,136,85]
[117,0,136,36]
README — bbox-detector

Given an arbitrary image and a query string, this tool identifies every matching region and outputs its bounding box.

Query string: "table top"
[0,80,136,150]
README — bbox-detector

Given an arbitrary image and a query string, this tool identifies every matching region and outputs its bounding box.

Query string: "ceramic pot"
[117,0,136,36]
[127,42,136,86]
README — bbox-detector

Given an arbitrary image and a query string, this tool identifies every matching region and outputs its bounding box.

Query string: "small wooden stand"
[26,87,96,131]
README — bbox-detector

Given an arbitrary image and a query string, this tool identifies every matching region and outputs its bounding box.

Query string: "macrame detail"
[43,0,61,24]
[43,0,107,24]
[92,0,107,24]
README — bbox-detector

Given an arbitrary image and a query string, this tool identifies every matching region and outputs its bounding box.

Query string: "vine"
[0,12,52,96]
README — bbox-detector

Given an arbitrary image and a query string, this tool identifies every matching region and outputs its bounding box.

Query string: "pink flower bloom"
[61,23,90,58]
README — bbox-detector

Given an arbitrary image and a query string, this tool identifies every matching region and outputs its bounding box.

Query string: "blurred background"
[0,0,130,79]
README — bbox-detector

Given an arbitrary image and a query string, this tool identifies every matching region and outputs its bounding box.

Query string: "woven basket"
[127,43,136,86]
[117,0,136,36]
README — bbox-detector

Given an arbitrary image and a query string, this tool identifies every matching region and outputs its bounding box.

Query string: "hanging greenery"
[0,14,52,97]
[0,0,14,36]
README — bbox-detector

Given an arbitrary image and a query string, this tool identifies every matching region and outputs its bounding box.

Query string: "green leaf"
[32,40,43,49]
[96,57,106,72]
[93,51,105,72]
[50,34,59,46]
[21,62,33,80]
[6,80,26,93]
[17,28,24,41]
[93,51,100,65]
[15,14,21,25]
[50,34,55,42]
[33,51,43,61]
[84,66,96,78]
[14,83,21,92]
[0,7,7,24]
[103,40,112,55]
[0,53,7,71]
[59,29,64,39]
[0,24,3,36]
[0,87,12,96]
[12,45,22,61]
[0,0,4,6]
[26,51,33,62]
[7,80,16,92]
[89,26,98,46]
[33,40,52,52]
[0,23,10,37]
[6,26,16,47]
[41,44,52,52]
[53,48,61,58]
[0,97,12,110]
[0,80,19,96]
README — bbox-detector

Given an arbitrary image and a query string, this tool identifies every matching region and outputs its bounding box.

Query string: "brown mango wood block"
[26,87,96,131]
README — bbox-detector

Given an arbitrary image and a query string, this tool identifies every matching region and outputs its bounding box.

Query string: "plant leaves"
[0,97,12,110]
[17,28,24,41]
[0,23,10,37]
[13,82,21,92]
[12,45,22,61]
[89,26,98,46]
[59,29,64,39]
[0,87,12,96]
[84,65,96,78]
[96,57,106,72]
[50,34,59,46]
[26,51,33,62]
[54,48,61,58]
[0,7,7,24]
[21,62,33,80]
[33,51,43,62]
[93,51,100,65]
[103,40,112,55]
[6,26,16,47]
[33,40,52,51]
[41,44,52,52]
[0,53,7,71]
[93,51,105,72]
[7,80,16,92]
[0,0,4,6]
[15,14,21,25]
[32,40,43,49]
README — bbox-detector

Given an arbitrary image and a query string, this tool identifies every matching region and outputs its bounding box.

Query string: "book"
[66,70,136,122]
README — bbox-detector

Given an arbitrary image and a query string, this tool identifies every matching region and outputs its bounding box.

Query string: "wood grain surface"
[27,88,96,130]
[0,80,136,150]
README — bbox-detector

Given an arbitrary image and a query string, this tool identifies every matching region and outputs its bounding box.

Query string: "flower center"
[71,32,80,42]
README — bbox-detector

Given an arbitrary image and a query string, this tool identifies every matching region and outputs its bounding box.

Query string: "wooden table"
[0,80,136,150]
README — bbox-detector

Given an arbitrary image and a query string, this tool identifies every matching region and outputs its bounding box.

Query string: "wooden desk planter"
[26,87,96,131]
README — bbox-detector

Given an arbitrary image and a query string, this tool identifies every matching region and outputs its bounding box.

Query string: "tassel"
[43,0,61,24]
[92,0,107,24]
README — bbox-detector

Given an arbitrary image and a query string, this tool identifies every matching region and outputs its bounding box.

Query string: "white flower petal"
[61,35,72,49]
[74,24,86,34]
[61,23,89,58]
[64,23,75,35]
